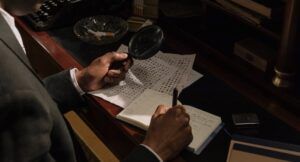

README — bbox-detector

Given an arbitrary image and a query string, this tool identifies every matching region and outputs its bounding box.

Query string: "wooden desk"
[16,17,300,162]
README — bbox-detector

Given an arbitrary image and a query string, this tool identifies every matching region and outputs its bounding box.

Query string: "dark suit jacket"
[0,15,158,162]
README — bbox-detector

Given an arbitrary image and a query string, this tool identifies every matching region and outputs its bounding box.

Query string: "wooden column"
[273,0,300,88]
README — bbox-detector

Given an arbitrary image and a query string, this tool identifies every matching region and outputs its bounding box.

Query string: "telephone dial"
[23,0,126,30]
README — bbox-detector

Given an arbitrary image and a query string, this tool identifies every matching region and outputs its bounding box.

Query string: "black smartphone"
[232,113,260,127]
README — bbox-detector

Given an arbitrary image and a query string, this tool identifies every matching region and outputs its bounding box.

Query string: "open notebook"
[116,89,223,155]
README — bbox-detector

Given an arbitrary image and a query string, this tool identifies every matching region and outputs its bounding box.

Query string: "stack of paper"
[89,44,203,108]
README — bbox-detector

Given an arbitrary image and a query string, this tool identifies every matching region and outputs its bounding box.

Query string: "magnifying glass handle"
[110,55,133,70]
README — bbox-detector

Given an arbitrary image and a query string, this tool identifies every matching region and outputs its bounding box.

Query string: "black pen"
[172,88,178,106]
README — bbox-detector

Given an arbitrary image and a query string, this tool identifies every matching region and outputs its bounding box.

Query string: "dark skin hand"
[143,105,193,161]
[75,52,132,92]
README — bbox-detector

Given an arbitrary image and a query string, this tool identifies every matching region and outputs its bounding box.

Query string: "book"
[228,0,284,19]
[133,0,159,19]
[216,0,264,25]
[227,135,300,162]
[116,89,223,155]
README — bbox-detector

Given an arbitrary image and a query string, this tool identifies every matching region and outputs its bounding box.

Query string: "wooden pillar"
[273,0,300,88]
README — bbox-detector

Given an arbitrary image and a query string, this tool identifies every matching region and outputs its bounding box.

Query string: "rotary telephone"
[23,0,125,30]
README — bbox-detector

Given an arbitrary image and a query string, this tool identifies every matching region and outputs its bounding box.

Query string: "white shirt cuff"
[140,144,163,162]
[70,68,85,96]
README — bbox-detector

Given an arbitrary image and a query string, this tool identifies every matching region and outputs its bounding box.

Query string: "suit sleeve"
[43,69,86,112]
[122,145,160,162]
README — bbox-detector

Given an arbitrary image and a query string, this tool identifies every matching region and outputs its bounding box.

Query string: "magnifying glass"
[110,25,164,69]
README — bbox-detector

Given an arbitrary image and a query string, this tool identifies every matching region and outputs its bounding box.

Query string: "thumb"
[152,105,168,118]
[104,52,128,64]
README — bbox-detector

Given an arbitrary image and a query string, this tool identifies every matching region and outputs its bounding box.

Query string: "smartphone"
[232,113,260,127]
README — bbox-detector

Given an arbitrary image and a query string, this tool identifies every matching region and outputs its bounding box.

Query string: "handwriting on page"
[184,105,221,151]
[118,89,174,129]
[189,109,219,129]
[118,45,199,95]
[153,52,196,94]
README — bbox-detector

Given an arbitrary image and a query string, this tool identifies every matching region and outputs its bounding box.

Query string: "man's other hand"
[142,105,193,161]
[75,52,132,92]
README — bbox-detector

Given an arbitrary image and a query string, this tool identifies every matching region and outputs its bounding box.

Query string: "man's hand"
[75,52,132,92]
[142,105,193,161]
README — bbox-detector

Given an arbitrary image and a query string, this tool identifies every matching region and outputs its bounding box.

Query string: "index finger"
[168,105,186,116]
[104,52,128,64]
[152,105,168,118]
[122,57,133,72]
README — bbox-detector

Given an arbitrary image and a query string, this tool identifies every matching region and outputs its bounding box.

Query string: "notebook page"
[117,89,175,130]
[184,105,222,153]
[116,89,222,154]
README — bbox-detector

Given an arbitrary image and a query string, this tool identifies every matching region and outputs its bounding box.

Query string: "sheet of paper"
[117,45,203,90]
[153,52,197,94]
[89,44,204,108]
[89,45,177,108]
[183,69,203,89]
